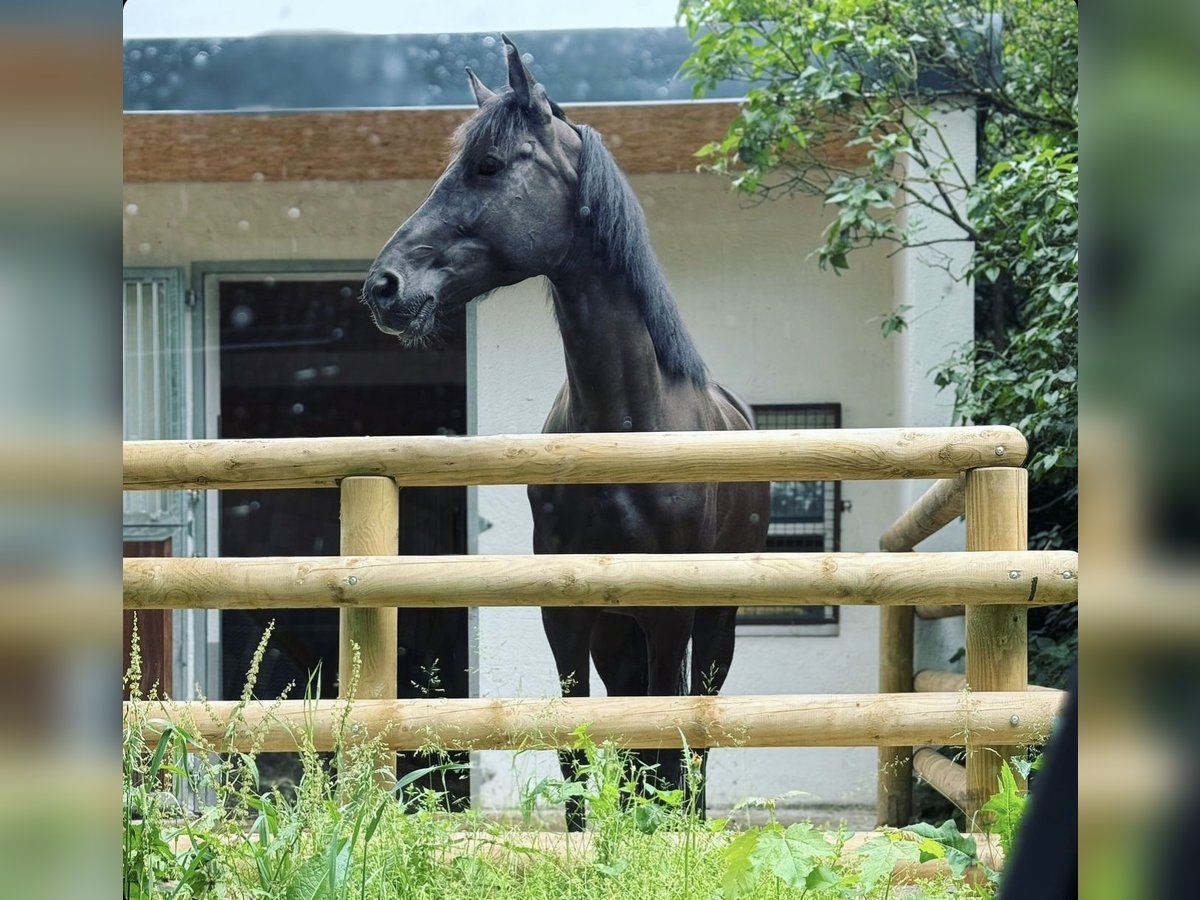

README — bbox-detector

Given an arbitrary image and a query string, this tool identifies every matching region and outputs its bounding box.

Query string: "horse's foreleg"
[684,605,738,819]
[689,606,736,696]
[638,611,695,800]
[541,607,599,832]
[592,613,650,809]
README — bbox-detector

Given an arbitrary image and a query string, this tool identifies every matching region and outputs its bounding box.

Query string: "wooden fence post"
[339,476,400,780]
[877,604,914,825]
[964,467,1028,824]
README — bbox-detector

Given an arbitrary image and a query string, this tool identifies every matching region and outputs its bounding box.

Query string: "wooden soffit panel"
[124,103,864,184]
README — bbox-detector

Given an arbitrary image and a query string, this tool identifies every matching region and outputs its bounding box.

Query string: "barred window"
[737,404,841,630]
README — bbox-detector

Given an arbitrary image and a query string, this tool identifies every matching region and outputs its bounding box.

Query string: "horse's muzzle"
[365,267,403,308]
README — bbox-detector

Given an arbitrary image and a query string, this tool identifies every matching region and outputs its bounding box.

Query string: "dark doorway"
[217,277,469,805]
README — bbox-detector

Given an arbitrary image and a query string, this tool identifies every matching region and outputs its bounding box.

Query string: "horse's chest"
[529,484,707,554]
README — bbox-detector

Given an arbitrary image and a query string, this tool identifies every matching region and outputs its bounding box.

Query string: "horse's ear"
[465,67,496,107]
[500,33,552,125]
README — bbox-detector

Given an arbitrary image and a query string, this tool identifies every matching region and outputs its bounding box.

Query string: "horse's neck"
[548,266,688,431]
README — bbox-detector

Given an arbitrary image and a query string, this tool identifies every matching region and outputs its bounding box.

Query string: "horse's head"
[363,35,583,344]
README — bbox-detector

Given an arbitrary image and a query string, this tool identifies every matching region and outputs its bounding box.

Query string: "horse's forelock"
[451,92,538,161]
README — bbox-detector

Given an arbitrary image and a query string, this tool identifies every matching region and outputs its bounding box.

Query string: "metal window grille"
[122,269,187,531]
[738,404,841,628]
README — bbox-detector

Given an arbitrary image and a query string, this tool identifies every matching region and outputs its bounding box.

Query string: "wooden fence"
[122,425,1075,827]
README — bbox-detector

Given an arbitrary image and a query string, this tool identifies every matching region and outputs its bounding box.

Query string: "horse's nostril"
[370,269,402,305]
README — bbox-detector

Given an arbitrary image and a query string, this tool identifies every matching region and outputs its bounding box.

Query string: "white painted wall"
[123,103,974,821]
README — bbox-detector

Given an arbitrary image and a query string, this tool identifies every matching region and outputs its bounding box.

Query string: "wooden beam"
[338,477,399,703]
[125,691,1065,753]
[877,605,914,826]
[914,748,968,810]
[964,468,1029,825]
[914,670,971,693]
[122,103,871,184]
[123,550,1079,611]
[876,475,965,826]
[446,830,1004,884]
[122,427,1028,491]
[338,477,399,786]
[879,476,966,553]
[914,670,1057,694]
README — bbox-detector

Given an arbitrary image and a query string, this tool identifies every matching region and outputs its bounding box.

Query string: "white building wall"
[122,103,974,821]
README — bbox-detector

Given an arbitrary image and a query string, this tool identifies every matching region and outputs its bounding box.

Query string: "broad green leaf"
[981,760,1027,857]
[285,855,331,900]
[720,829,764,900]
[634,801,667,834]
[853,833,920,892]
[906,820,980,877]
[752,823,836,889]
[916,835,946,862]
[595,859,629,878]
[805,863,842,892]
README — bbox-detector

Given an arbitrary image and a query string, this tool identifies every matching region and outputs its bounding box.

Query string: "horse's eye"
[477,155,505,177]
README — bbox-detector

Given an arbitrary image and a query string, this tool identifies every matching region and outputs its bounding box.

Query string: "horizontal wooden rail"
[123,427,1026,490]
[126,691,1064,753]
[124,550,1078,610]
[913,670,1056,693]
[914,748,968,810]
[880,476,966,553]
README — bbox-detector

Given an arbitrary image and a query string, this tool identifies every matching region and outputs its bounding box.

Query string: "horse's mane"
[575,125,709,385]
[453,93,709,386]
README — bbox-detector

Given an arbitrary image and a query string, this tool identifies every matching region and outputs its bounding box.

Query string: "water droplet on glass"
[749,513,761,523]
[251,172,265,183]
[230,305,254,329]
[436,33,451,46]
[482,36,496,48]
[291,402,305,415]
[542,502,555,514]
[287,207,301,220]
[125,203,139,216]
[129,49,142,62]
[622,416,633,429]
[655,85,669,98]
[579,205,591,217]
[139,71,154,86]
[340,286,353,299]
[193,50,209,67]
[237,219,250,232]
[138,242,151,254]
[145,45,158,57]
[332,327,345,339]
[521,52,534,65]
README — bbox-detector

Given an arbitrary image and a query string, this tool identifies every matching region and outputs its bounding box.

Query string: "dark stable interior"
[218,277,469,805]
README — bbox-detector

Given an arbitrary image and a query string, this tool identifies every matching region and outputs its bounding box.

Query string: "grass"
[124,622,1009,899]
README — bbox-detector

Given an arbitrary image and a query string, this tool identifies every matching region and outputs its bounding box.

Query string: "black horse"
[364,36,770,830]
